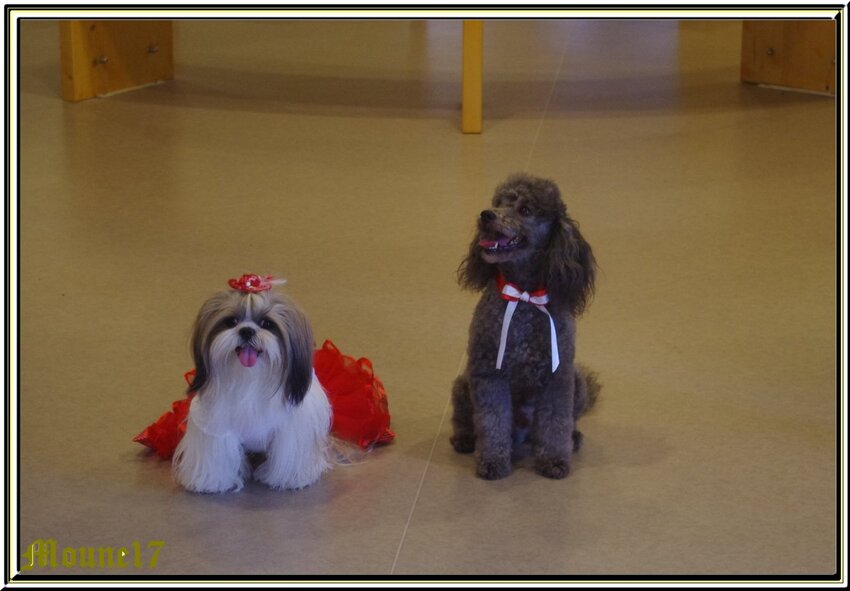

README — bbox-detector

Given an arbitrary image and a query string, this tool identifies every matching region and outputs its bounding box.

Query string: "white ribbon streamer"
[496,283,560,373]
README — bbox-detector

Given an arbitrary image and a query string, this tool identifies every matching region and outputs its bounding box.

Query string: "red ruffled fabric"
[133,371,196,459]
[313,340,395,450]
[134,341,394,459]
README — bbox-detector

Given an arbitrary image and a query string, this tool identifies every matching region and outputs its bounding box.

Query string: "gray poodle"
[451,173,600,480]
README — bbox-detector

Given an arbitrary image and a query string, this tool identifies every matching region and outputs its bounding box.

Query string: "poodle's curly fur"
[451,173,600,480]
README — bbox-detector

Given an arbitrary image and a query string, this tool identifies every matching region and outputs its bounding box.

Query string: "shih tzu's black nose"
[239,327,256,340]
[480,209,497,222]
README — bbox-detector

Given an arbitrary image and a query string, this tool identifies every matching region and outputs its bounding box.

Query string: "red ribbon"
[497,274,549,303]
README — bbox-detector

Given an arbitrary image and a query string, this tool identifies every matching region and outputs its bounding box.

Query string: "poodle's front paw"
[476,457,512,480]
[450,433,476,454]
[536,456,571,479]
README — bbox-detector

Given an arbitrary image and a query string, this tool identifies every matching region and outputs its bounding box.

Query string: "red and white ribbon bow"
[496,275,560,373]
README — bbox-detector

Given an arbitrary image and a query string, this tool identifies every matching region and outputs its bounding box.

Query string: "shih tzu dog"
[452,173,600,480]
[173,274,332,493]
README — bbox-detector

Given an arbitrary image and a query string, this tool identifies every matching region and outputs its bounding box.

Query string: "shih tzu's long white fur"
[173,285,332,493]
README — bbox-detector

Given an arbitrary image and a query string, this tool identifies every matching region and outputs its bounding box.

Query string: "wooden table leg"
[60,20,174,101]
[740,20,835,94]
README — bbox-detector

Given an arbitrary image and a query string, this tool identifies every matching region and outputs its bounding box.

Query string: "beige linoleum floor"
[15,19,838,579]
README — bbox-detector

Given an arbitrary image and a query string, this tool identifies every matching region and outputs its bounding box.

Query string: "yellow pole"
[462,20,483,134]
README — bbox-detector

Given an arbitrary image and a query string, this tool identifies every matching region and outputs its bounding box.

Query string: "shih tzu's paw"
[178,474,245,494]
[450,433,476,454]
[253,462,292,490]
[476,457,512,480]
[535,456,571,479]
[254,460,325,491]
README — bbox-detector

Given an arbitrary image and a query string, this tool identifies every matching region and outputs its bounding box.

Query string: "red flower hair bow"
[228,274,277,293]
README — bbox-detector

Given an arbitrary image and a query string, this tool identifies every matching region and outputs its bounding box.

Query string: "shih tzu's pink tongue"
[237,346,259,368]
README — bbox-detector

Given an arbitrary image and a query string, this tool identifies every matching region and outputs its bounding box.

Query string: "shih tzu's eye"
[518,205,533,217]
[259,318,275,331]
[222,316,239,329]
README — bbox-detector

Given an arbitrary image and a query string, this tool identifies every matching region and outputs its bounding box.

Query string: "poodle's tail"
[574,364,601,417]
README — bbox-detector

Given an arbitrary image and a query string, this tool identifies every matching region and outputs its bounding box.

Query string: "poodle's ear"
[546,214,596,316]
[457,231,496,291]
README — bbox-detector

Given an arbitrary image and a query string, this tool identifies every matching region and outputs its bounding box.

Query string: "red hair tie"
[228,274,276,293]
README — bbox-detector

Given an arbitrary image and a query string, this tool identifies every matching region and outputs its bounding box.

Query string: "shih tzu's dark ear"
[457,230,496,292]
[187,307,213,394]
[546,212,596,316]
[186,291,236,395]
[279,305,315,405]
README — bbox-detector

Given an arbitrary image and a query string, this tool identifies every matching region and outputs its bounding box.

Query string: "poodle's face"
[459,173,595,315]
[477,181,562,264]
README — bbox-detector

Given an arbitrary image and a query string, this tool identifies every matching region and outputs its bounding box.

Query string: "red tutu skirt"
[134,340,395,459]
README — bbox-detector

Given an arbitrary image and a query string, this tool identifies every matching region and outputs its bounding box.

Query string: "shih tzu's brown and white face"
[187,289,314,404]
[172,275,331,494]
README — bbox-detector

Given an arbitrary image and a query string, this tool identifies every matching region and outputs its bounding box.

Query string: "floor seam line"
[524,38,570,173]
[389,353,465,575]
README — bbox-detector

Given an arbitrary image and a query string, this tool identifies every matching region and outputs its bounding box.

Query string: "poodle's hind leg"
[571,430,584,453]
[450,375,476,454]
[570,366,600,454]
[531,372,576,480]
[469,376,513,480]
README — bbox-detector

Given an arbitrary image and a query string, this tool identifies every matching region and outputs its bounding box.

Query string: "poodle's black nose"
[480,209,497,222]
[239,327,256,340]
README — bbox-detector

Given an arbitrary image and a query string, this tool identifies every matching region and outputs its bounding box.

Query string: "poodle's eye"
[518,205,533,217]
[259,318,275,331]
[222,316,239,328]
